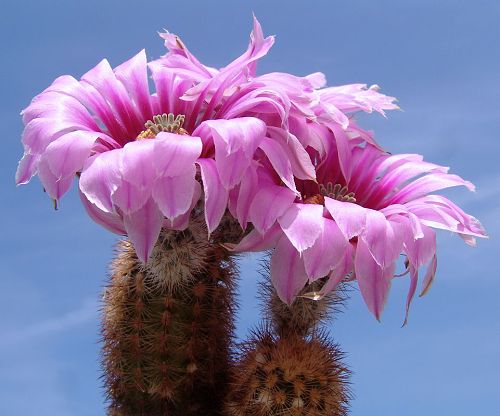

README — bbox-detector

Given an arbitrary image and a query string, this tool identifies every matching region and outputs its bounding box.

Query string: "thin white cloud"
[2,298,98,347]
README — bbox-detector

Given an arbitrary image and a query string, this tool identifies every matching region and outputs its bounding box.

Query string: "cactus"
[260,275,348,337]
[102,212,240,415]
[225,268,351,416]
[224,328,351,416]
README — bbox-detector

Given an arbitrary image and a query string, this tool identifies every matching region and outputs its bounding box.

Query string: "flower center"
[319,182,356,203]
[303,182,356,205]
[136,113,188,140]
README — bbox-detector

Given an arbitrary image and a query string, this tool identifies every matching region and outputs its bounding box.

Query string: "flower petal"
[249,182,297,234]
[278,203,324,253]
[197,159,228,233]
[271,236,308,305]
[303,218,348,280]
[122,197,164,263]
[420,255,437,297]
[355,238,396,321]
[258,137,297,193]
[79,151,121,212]
[153,132,203,177]
[324,197,367,240]
[195,118,266,189]
[79,190,126,235]
[228,224,282,252]
[152,168,196,220]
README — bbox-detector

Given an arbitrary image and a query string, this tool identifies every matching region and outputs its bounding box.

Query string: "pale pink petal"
[319,244,355,296]
[403,266,418,326]
[305,72,327,89]
[267,127,316,181]
[197,159,228,233]
[389,173,475,205]
[153,132,203,177]
[37,158,74,201]
[355,238,396,321]
[403,225,436,269]
[303,218,348,280]
[111,180,151,214]
[152,168,196,220]
[123,197,164,263]
[420,255,437,297]
[228,224,282,252]
[166,181,202,231]
[324,197,367,240]
[15,153,39,185]
[79,151,121,212]
[249,182,296,234]
[362,210,404,268]
[278,203,324,253]
[79,190,126,235]
[221,15,274,77]
[234,164,259,229]
[271,236,308,305]
[114,49,153,123]
[258,137,297,192]
[81,59,142,134]
[42,131,102,179]
[195,118,266,189]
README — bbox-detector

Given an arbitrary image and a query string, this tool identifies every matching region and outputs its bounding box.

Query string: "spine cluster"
[224,276,351,416]
[102,214,238,415]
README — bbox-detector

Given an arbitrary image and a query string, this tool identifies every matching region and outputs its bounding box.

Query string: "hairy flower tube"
[231,132,487,321]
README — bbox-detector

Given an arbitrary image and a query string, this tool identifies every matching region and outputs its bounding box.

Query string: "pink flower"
[232,135,487,322]
[15,17,326,262]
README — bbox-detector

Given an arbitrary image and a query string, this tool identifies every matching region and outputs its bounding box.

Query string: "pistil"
[137,113,188,140]
[319,182,356,203]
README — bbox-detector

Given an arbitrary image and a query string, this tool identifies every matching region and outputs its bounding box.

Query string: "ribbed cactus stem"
[225,329,351,416]
[102,214,239,415]
[261,273,347,336]
[224,271,350,415]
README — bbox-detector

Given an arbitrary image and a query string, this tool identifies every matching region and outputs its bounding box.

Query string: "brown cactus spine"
[102,213,239,415]
[225,273,351,416]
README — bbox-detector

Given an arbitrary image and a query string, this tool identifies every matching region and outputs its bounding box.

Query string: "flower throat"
[304,182,356,205]
[137,113,187,140]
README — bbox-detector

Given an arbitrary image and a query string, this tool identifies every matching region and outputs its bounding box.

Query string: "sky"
[1,0,499,415]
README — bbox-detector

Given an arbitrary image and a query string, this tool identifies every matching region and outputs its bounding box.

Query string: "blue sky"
[1,1,499,415]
